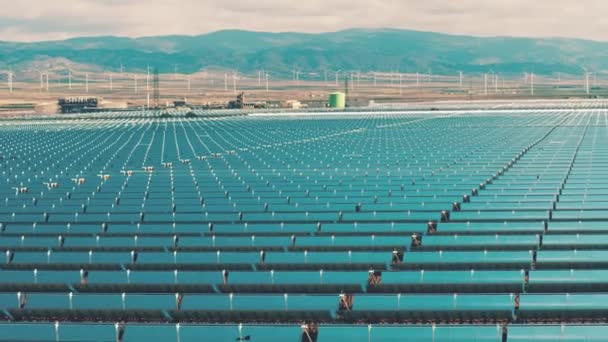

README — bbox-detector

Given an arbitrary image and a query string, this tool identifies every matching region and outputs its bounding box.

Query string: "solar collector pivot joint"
[410,234,422,248]
[441,210,450,222]
[427,221,437,234]
[301,323,319,342]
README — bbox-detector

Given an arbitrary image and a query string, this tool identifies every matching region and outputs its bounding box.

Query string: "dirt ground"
[0,70,599,115]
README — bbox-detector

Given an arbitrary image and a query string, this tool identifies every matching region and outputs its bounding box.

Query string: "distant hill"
[1,28,607,77]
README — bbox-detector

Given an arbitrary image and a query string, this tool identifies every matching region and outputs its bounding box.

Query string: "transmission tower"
[153,67,160,108]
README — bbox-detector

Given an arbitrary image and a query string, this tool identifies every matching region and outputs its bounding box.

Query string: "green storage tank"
[329,92,346,108]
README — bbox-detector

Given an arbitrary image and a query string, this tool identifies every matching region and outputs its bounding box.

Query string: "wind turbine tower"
[8,68,13,93]
[530,73,535,96]
[484,73,488,95]
[153,67,160,107]
[581,67,591,95]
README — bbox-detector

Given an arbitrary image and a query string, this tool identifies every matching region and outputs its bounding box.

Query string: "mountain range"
[1,28,607,77]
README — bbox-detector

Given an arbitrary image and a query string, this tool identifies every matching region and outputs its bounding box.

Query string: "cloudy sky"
[0,0,606,42]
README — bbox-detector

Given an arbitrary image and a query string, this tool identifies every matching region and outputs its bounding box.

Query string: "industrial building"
[329,92,346,108]
[57,97,99,113]
[228,92,266,109]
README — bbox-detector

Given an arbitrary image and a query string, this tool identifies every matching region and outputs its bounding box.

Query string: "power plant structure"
[57,97,99,113]
[329,92,346,109]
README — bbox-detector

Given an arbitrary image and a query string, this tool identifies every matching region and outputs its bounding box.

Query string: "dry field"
[0,70,600,115]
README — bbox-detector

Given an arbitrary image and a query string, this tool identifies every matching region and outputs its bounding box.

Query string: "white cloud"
[0,0,607,42]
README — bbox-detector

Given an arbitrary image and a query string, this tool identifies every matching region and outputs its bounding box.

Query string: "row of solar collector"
[4,221,608,236]
[2,292,608,323]
[2,159,514,179]
[2,200,578,215]
[5,207,608,225]
[10,192,608,208]
[0,322,601,342]
[0,234,547,249]
[10,233,608,250]
[10,209,608,224]
[7,236,608,254]
[9,186,608,200]
[2,269,608,292]
[4,180,608,201]
[4,250,608,271]
[2,171,575,195]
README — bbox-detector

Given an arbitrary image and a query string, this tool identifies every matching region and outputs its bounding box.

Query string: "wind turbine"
[38,70,44,91]
[265,72,269,93]
[484,73,488,95]
[583,67,591,95]
[485,69,496,95]
[530,72,535,96]
[146,66,150,92]
[459,71,463,88]
[7,67,13,93]
[296,70,300,87]
[85,73,89,93]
